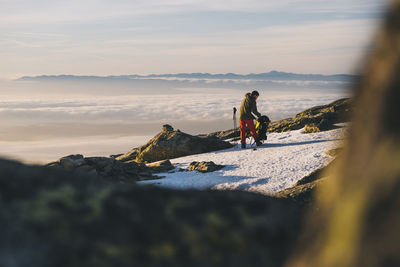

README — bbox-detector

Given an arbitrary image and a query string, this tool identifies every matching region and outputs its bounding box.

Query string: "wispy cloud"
[0,0,386,25]
[0,0,387,77]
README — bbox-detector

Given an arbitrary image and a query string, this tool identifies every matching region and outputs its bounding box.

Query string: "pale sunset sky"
[0,0,388,79]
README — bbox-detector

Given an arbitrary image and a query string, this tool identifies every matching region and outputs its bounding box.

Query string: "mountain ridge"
[17,70,358,82]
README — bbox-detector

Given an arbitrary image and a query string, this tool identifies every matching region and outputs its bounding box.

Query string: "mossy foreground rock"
[288,3,400,266]
[188,161,225,173]
[135,125,233,163]
[0,157,305,267]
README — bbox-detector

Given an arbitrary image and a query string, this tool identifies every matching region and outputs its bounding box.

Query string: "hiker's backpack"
[256,115,271,141]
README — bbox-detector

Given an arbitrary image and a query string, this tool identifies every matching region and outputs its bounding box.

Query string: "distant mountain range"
[18,71,358,82]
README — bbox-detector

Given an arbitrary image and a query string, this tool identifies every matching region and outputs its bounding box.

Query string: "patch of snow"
[138,127,346,195]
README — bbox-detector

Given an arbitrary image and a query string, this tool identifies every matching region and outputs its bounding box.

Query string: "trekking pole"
[233,107,237,147]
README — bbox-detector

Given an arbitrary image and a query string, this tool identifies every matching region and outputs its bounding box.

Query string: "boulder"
[162,124,174,132]
[58,154,85,169]
[134,126,234,163]
[146,160,175,173]
[47,154,155,182]
[188,161,225,173]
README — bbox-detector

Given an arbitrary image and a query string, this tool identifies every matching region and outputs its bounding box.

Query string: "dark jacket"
[239,93,261,120]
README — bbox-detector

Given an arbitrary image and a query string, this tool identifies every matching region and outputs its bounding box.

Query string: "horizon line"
[14,70,358,80]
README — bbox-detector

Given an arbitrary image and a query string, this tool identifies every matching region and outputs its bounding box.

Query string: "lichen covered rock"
[188,161,225,173]
[304,124,321,133]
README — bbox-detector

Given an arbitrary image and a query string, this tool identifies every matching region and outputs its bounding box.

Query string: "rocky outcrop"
[46,154,154,182]
[0,156,306,267]
[268,98,351,132]
[134,125,233,163]
[188,161,225,173]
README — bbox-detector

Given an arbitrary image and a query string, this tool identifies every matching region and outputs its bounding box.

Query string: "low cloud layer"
[0,89,346,125]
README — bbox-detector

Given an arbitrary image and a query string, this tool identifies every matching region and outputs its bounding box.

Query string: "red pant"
[240,120,257,145]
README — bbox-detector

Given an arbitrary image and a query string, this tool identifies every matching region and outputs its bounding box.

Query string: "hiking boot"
[256,139,262,146]
[241,143,246,149]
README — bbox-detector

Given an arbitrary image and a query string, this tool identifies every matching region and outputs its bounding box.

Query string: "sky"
[0,0,388,79]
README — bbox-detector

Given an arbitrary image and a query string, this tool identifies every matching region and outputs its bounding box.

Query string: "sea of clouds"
[0,78,350,163]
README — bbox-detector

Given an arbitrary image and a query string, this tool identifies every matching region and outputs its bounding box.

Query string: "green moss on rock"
[304,124,321,133]
[188,161,225,173]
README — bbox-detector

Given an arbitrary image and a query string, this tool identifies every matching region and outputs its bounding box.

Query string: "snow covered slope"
[138,126,346,195]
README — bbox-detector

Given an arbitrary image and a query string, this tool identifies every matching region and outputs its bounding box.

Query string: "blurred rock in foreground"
[0,157,305,267]
[287,1,400,266]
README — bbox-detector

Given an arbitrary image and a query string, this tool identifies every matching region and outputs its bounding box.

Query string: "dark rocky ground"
[46,154,156,182]
[0,157,306,267]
